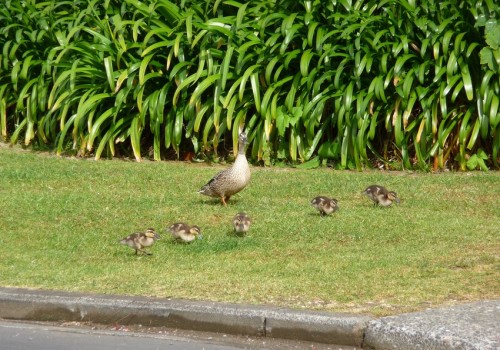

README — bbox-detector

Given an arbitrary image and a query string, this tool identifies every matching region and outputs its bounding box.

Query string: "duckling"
[167,223,202,243]
[310,196,339,217]
[363,185,400,207]
[233,212,251,235]
[198,132,251,206]
[119,228,161,255]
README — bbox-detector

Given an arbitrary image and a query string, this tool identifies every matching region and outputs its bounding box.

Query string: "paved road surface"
[0,320,238,350]
[0,320,357,350]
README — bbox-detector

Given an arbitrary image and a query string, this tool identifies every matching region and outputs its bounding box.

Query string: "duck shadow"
[163,237,201,245]
[308,212,339,217]
[225,230,247,238]
[199,198,242,207]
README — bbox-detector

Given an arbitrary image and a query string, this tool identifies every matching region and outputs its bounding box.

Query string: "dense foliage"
[0,0,498,170]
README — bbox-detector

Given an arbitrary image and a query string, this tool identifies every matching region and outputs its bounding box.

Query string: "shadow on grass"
[168,235,258,254]
[196,196,244,207]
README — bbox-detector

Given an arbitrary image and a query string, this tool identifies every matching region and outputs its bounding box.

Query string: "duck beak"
[239,133,248,143]
[197,234,203,240]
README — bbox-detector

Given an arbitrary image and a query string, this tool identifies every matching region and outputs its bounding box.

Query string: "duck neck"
[238,140,246,155]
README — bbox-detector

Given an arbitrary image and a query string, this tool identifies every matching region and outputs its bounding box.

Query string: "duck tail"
[198,184,213,196]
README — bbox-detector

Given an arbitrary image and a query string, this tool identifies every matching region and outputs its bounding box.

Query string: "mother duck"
[198,132,250,206]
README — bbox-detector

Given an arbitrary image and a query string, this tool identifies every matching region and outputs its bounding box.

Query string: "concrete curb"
[0,287,372,347]
[363,300,500,350]
[1,287,498,349]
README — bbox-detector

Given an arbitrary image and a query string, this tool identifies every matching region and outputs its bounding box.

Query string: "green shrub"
[0,0,498,170]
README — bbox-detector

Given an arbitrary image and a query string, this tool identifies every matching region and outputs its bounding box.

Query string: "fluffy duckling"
[119,228,161,255]
[167,223,202,243]
[311,196,339,217]
[233,212,251,235]
[363,185,400,207]
[198,132,251,206]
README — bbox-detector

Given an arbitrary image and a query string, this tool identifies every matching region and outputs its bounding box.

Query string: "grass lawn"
[0,144,498,316]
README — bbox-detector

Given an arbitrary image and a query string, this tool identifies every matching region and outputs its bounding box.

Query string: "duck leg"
[221,195,231,206]
[135,246,151,255]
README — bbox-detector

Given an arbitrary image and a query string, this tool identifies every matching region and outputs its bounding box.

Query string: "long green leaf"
[189,73,222,106]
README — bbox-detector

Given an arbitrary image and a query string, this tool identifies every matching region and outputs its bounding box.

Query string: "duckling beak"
[395,197,401,204]
[197,234,203,240]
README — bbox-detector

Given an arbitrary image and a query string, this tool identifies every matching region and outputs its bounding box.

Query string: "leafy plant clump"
[0,0,498,170]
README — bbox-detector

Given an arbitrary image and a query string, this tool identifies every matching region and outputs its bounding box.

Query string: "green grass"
[0,144,498,316]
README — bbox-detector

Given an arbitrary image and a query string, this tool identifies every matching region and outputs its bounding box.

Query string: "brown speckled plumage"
[167,223,202,243]
[232,212,251,235]
[311,196,339,216]
[198,133,251,206]
[363,185,400,207]
[119,228,161,255]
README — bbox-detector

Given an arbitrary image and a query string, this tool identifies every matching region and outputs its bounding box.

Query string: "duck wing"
[199,168,231,194]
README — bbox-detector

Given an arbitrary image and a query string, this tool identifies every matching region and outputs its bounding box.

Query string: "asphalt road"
[0,320,357,350]
[0,320,239,350]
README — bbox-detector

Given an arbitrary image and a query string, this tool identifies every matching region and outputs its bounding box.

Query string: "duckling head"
[190,225,203,240]
[387,191,400,204]
[144,228,161,240]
